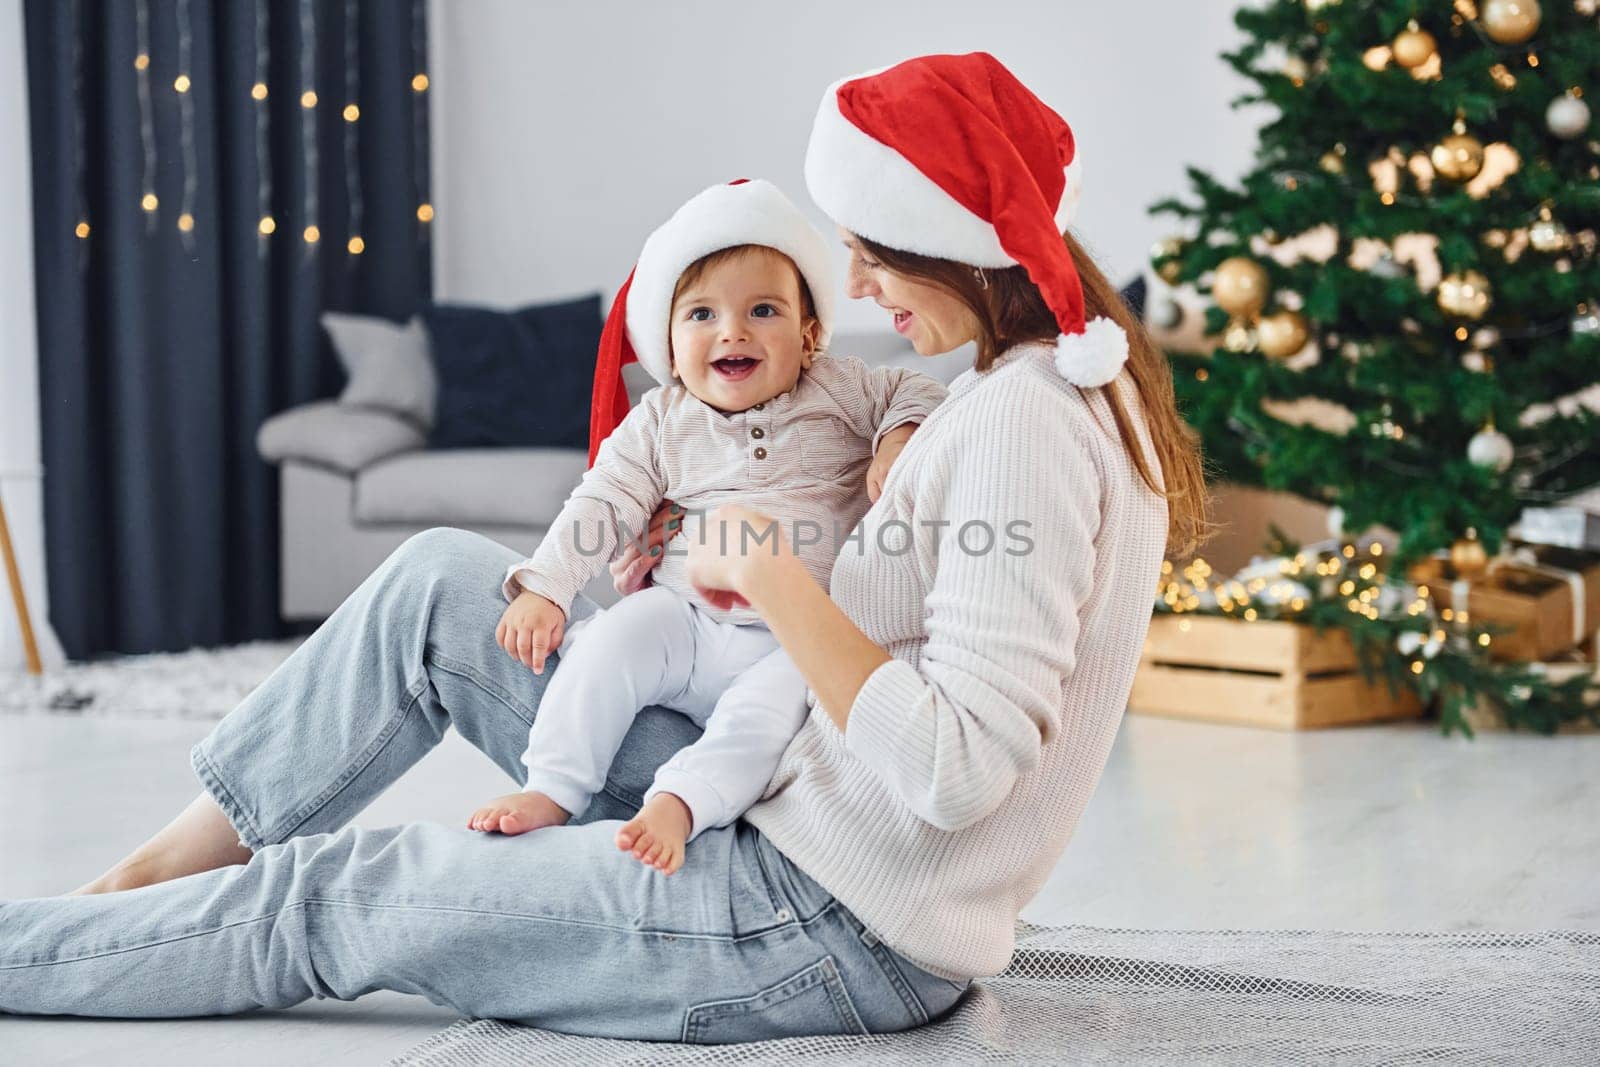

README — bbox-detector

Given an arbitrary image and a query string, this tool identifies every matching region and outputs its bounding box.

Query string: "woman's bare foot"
[467,790,571,835]
[615,793,692,875]
[69,790,253,895]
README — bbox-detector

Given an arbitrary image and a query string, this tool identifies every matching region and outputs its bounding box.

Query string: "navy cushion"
[423,294,603,450]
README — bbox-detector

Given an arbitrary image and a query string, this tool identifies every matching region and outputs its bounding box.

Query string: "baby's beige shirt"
[502,354,949,625]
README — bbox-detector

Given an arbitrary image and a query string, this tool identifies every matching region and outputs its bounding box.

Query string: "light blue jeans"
[0,528,969,1041]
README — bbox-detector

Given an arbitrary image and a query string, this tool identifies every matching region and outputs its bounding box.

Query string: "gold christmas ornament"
[1438,270,1492,319]
[1451,535,1490,576]
[1212,257,1270,317]
[1482,0,1542,43]
[1152,236,1184,282]
[1257,310,1310,358]
[1431,119,1485,181]
[1392,22,1439,68]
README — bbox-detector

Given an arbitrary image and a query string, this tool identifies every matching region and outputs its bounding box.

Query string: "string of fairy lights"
[70,1,432,260]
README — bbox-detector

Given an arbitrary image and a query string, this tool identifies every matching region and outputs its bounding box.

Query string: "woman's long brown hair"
[856,232,1213,558]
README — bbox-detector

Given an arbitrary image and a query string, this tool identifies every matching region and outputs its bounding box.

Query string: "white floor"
[2,711,1597,1064]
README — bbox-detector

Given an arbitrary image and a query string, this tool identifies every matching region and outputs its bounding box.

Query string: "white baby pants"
[520,584,809,840]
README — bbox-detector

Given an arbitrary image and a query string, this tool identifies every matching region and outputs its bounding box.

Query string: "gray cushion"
[355,448,589,528]
[257,400,427,474]
[322,311,438,429]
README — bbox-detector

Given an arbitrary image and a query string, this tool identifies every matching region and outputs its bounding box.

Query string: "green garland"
[1155,528,1600,736]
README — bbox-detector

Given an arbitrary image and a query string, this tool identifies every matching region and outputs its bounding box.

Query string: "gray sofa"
[257,330,972,622]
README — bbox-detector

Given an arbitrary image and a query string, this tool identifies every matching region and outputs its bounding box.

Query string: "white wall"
[427,0,1262,327]
[0,0,63,672]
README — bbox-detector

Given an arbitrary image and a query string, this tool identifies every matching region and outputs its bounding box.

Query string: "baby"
[467,179,947,873]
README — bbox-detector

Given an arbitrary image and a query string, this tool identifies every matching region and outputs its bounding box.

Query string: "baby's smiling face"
[668,247,820,413]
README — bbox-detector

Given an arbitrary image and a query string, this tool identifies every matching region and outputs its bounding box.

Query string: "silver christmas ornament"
[1467,427,1515,473]
[1546,93,1592,140]
[1369,252,1406,279]
[1573,307,1600,337]
[1530,213,1570,253]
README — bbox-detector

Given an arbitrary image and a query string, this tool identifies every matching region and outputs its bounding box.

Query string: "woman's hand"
[685,503,790,612]
[496,591,566,674]
[867,423,917,503]
[608,500,683,595]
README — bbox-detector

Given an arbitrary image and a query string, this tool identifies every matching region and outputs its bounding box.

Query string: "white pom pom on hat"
[803,51,1128,388]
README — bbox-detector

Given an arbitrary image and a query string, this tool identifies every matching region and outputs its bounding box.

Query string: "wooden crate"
[1129,615,1424,730]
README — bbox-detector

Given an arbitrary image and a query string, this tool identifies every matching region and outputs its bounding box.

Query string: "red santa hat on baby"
[588,178,836,465]
[803,52,1128,388]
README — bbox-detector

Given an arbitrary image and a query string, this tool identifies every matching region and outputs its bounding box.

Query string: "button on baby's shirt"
[754,446,768,460]
[751,427,765,440]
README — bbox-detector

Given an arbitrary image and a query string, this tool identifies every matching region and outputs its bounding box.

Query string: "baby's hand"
[609,500,684,595]
[615,793,693,875]
[867,423,918,502]
[496,591,566,674]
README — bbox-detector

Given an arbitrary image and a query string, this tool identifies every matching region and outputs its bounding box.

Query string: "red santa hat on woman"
[803,52,1128,388]
[588,178,836,464]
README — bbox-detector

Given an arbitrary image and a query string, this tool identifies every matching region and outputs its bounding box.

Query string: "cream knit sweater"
[746,340,1169,981]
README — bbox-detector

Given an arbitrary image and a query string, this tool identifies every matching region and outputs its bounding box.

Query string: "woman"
[1,52,1206,1041]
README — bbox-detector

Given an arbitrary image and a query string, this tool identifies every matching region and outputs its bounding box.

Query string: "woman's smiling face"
[840,229,980,355]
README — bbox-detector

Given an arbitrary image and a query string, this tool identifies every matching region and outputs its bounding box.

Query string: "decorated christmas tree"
[1145,0,1600,733]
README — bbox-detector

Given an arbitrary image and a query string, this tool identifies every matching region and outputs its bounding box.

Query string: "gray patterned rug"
[388,923,1600,1066]
[0,638,304,719]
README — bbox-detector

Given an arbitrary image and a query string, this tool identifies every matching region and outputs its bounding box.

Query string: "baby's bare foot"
[615,793,692,875]
[468,791,571,835]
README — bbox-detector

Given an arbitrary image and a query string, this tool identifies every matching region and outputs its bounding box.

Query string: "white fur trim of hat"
[625,179,836,386]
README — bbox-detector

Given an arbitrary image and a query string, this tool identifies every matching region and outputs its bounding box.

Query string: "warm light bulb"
[412,73,430,92]
[301,90,318,108]
[74,220,90,239]
[258,215,276,235]
[141,192,159,212]
[304,225,321,244]
[348,235,365,254]
[177,213,194,232]
[251,82,268,101]
[134,53,150,71]
[174,74,191,93]
[416,202,434,223]
[343,103,360,122]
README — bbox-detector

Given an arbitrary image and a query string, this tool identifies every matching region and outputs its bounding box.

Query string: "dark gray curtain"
[24,0,431,658]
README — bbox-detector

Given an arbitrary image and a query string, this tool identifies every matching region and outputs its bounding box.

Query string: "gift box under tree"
[1408,545,1600,663]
